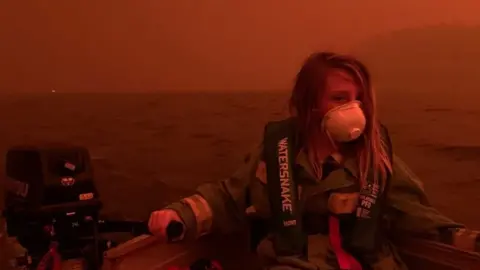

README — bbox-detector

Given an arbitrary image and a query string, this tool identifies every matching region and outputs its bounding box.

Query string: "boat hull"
[103,232,480,270]
[102,232,260,270]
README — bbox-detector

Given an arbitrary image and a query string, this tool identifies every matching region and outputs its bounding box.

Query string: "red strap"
[328,216,362,270]
[36,243,62,270]
[51,248,62,270]
[211,260,223,269]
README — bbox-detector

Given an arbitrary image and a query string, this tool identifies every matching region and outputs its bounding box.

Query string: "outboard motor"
[2,144,102,269]
[1,144,223,270]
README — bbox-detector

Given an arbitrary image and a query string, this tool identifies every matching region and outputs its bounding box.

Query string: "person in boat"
[148,52,466,269]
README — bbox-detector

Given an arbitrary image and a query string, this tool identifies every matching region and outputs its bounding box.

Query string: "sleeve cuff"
[165,201,197,241]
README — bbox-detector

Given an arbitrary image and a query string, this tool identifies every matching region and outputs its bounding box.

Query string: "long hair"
[288,52,392,189]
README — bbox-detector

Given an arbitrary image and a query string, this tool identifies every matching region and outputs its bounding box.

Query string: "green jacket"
[167,124,461,269]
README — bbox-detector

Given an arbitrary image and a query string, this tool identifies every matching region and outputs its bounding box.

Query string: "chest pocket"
[328,192,360,214]
[303,168,359,214]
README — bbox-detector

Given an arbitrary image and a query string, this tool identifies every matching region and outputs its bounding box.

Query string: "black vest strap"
[263,120,307,257]
[350,124,393,255]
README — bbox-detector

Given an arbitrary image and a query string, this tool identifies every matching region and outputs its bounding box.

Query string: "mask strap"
[319,116,338,152]
[324,130,338,152]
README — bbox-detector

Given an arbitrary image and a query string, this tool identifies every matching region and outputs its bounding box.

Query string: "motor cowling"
[2,144,102,268]
[4,143,99,211]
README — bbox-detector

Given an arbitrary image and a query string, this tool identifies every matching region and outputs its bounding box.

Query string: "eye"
[331,95,347,102]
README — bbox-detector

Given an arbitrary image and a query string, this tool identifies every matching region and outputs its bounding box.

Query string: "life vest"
[262,118,393,269]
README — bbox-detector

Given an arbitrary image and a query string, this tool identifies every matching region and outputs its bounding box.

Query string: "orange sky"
[1,1,480,92]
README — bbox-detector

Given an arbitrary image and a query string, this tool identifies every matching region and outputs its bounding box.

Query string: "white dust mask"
[321,101,366,142]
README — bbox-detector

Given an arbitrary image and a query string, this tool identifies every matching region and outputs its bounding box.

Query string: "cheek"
[324,102,340,113]
[317,100,338,116]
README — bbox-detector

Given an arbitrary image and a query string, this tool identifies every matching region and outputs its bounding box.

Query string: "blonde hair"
[289,52,392,189]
